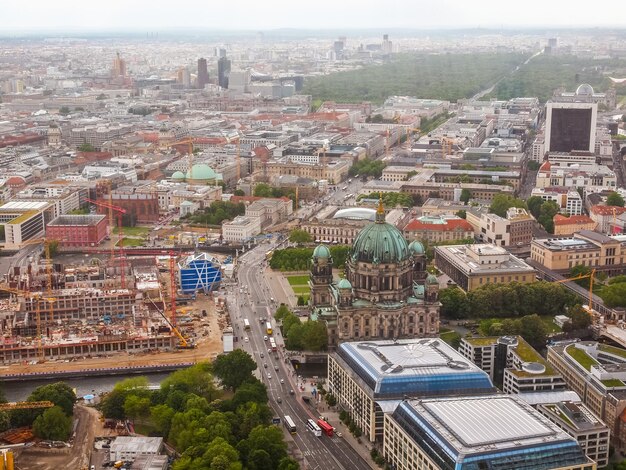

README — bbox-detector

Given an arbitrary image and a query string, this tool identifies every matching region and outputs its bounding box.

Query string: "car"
[244,337,249,342]
[260,352,264,358]
[267,373,272,379]
[274,365,279,371]
[289,389,295,395]
[263,335,268,341]
[276,397,282,403]
[263,363,268,368]
[91,466,96,470]
[336,432,343,438]
[280,379,284,384]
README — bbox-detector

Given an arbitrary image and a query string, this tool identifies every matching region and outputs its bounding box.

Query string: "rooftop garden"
[598,344,626,360]
[566,345,599,371]
[510,338,557,376]
[464,337,498,347]
[601,378,624,388]
[545,404,574,427]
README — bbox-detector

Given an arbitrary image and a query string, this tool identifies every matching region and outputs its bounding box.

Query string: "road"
[227,244,371,470]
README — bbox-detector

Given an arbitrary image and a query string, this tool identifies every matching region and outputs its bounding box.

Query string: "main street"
[226,243,371,470]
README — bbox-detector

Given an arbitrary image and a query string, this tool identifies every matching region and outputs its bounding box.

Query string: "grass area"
[287,275,310,286]
[514,338,542,362]
[479,316,561,335]
[598,344,626,359]
[463,337,498,346]
[545,405,575,427]
[440,330,461,348]
[292,286,311,294]
[566,345,599,371]
[601,379,624,388]
[117,237,145,247]
[113,226,150,237]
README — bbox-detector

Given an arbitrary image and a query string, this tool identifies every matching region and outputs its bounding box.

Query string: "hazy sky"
[1,0,624,32]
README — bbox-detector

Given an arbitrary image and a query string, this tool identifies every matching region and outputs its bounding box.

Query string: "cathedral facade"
[310,201,440,349]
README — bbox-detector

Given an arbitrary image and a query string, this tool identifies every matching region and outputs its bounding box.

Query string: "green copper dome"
[313,244,331,259]
[426,273,439,285]
[172,171,185,180]
[186,164,217,180]
[337,278,352,289]
[409,240,425,255]
[351,221,410,264]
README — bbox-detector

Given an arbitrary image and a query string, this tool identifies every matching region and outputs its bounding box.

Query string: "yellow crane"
[17,238,58,324]
[555,268,596,313]
[0,401,54,412]
[405,127,420,149]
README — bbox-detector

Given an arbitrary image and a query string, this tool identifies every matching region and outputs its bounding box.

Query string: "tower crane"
[85,198,128,289]
[555,268,596,313]
[0,401,54,412]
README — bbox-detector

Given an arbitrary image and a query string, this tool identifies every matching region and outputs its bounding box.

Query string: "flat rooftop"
[0,200,49,211]
[48,214,106,226]
[435,244,535,275]
[395,396,587,465]
[337,338,494,398]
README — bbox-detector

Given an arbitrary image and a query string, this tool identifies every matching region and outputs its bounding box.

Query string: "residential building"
[328,338,495,442]
[548,341,626,449]
[553,214,598,236]
[537,401,610,467]
[383,396,595,470]
[532,187,584,216]
[590,205,626,234]
[530,230,626,274]
[434,244,536,291]
[221,216,261,243]
[46,215,108,247]
[402,215,474,243]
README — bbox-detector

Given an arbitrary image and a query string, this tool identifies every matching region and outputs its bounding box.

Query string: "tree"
[568,305,592,330]
[527,161,541,171]
[439,286,470,319]
[301,321,328,351]
[274,304,291,322]
[160,362,220,402]
[150,404,175,436]
[239,425,288,467]
[59,106,70,115]
[325,393,337,407]
[569,264,593,288]
[123,395,151,421]
[78,143,95,152]
[607,192,625,208]
[600,283,626,308]
[489,194,526,218]
[297,295,306,306]
[277,457,300,470]
[233,189,245,196]
[32,406,72,441]
[213,350,257,391]
[289,229,312,245]
[231,380,268,408]
[455,210,467,219]
[100,376,149,419]
[28,382,76,417]
[253,183,273,198]
[460,188,472,204]
[518,314,548,350]
[527,196,544,219]
[538,201,559,234]
[0,411,10,433]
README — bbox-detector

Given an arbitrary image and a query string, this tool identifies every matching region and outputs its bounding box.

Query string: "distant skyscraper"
[218,56,231,89]
[197,58,209,89]
[112,52,127,78]
[382,34,393,55]
[177,67,191,87]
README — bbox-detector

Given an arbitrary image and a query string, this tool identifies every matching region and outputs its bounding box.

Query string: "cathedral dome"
[337,278,352,289]
[313,244,331,259]
[351,199,410,264]
[409,240,425,255]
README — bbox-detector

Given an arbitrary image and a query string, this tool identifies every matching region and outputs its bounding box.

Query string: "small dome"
[413,283,425,298]
[313,244,331,259]
[172,171,185,180]
[409,240,425,255]
[186,164,217,180]
[576,84,594,96]
[426,273,439,285]
[337,278,352,290]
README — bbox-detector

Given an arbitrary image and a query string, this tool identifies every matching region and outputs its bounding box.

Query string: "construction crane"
[86,198,128,289]
[0,401,54,412]
[405,127,421,150]
[555,268,596,313]
[162,138,195,179]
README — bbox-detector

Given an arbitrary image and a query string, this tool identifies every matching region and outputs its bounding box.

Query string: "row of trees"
[182,200,245,226]
[439,282,578,319]
[356,191,414,208]
[99,354,299,470]
[275,305,328,351]
[488,194,527,218]
[348,158,386,178]
[0,382,76,441]
[269,246,351,271]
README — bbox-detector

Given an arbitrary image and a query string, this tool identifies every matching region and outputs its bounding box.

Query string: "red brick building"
[97,191,159,224]
[46,215,108,247]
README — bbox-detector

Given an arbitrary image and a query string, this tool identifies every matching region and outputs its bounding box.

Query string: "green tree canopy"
[460,189,472,204]
[160,362,220,402]
[607,192,625,208]
[289,229,312,245]
[213,350,257,391]
[600,283,626,308]
[78,143,95,152]
[357,191,414,208]
[348,158,386,178]
[489,194,527,218]
[527,196,544,219]
[32,406,72,441]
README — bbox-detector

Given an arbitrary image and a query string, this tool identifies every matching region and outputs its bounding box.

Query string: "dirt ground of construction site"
[7,293,227,470]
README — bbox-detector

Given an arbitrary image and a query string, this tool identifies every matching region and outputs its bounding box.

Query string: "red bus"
[317,419,333,437]
[269,338,277,352]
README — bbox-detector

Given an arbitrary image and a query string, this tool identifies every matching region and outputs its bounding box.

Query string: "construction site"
[0,234,231,375]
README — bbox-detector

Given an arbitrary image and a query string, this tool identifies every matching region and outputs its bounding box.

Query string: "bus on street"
[269,337,277,352]
[317,419,334,437]
[284,415,297,434]
[243,319,250,330]
[266,321,273,335]
[307,419,322,437]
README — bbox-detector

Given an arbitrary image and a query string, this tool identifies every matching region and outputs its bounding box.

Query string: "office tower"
[545,101,597,153]
[112,52,127,78]
[218,56,231,89]
[177,67,191,87]
[197,58,209,89]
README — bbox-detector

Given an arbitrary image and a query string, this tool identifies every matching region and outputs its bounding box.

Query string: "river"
[1,372,171,402]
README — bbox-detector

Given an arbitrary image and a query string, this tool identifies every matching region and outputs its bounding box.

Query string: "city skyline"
[1,0,624,33]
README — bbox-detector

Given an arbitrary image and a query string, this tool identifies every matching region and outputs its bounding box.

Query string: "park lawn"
[478,315,561,335]
[287,275,310,286]
[113,226,151,237]
[292,286,311,294]
[440,329,461,348]
[117,237,145,247]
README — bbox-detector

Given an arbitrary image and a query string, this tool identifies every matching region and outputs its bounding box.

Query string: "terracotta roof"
[404,218,473,232]
[539,161,551,172]
[553,214,596,226]
[591,205,626,216]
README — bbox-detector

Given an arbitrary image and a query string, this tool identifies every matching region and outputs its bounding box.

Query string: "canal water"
[1,372,171,402]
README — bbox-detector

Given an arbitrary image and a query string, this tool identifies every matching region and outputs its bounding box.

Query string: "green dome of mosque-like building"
[186,164,218,181]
